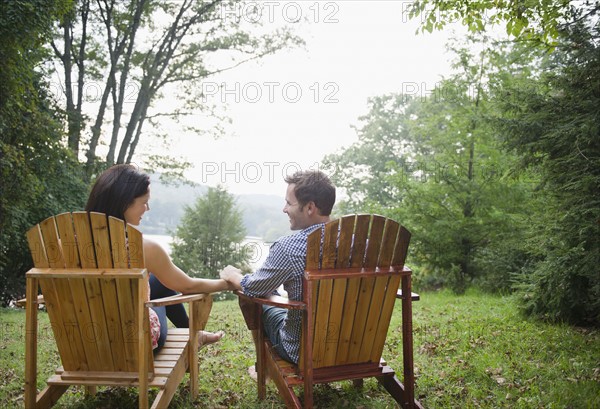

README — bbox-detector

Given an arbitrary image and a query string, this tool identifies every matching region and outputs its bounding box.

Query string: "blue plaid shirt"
[240,223,324,364]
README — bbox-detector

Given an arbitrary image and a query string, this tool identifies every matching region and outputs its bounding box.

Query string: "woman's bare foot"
[199,330,224,347]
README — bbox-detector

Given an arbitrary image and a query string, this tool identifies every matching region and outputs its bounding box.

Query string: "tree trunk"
[85,76,113,175]
[126,102,150,164]
[106,0,148,165]
[62,20,77,155]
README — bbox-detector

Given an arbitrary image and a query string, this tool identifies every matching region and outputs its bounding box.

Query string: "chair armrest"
[16,294,45,308]
[146,293,209,307]
[396,290,420,301]
[235,290,306,310]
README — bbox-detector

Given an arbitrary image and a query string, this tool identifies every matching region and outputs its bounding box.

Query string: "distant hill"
[236,194,291,242]
[139,174,289,241]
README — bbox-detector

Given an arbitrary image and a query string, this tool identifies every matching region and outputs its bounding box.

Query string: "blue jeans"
[149,273,189,352]
[262,305,294,363]
[150,305,168,352]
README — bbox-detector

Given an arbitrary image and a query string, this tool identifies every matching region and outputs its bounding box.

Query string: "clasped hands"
[220,265,244,291]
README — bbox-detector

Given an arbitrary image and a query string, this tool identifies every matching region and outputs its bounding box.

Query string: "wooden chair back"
[301,214,411,370]
[26,211,153,377]
[242,214,422,408]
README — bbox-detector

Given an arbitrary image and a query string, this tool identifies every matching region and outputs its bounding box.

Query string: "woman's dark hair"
[284,170,336,216]
[85,164,150,220]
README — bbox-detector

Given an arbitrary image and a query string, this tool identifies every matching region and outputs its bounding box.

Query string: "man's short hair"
[284,170,336,216]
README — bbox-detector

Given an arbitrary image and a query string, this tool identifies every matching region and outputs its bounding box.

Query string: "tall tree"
[493,19,600,325]
[0,0,88,304]
[50,0,303,178]
[171,185,248,280]
[325,37,532,293]
[409,1,600,324]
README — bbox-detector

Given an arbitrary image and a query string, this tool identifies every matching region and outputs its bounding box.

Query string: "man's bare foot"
[199,330,224,347]
[247,364,271,382]
[248,365,258,381]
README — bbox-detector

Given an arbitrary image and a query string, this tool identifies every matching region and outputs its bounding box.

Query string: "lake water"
[144,234,270,270]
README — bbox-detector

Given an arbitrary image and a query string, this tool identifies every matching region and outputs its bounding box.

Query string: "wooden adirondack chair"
[20,212,213,409]
[237,214,423,408]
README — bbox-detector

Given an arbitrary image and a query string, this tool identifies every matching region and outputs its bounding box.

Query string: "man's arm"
[220,265,244,291]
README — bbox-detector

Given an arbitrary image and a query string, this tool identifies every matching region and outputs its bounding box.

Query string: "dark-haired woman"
[86,164,230,351]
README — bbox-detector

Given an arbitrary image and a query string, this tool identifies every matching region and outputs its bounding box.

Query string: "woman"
[85,164,230,352]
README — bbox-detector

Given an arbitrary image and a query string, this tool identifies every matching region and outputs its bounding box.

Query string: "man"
[220,169,336,365]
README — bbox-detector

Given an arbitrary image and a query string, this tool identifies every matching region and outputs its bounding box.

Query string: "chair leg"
[378,373,408,407]
[378,372,424,409]
[25,277,40,408]
[188,302,202,400]
[256,316,266,400]
[401,274,415,406]
[238,296,261,330]
[36,385,69,409]
[84,386,97,396]
[264,350,302,409]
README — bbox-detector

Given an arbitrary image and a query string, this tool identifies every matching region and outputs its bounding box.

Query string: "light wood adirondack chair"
[237,214,423,408]
[20,212,213,409]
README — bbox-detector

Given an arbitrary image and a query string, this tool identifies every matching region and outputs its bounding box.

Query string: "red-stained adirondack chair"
[237,214,423,408]
[20,212,213,409]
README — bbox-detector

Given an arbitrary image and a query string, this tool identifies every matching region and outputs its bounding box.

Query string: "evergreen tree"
[496,19,600,325]
[171,186,249,280]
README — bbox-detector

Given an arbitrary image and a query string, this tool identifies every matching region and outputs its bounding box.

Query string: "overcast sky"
[147,1,463,197]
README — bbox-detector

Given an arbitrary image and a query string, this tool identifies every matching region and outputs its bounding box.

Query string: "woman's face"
[124,187,150,225]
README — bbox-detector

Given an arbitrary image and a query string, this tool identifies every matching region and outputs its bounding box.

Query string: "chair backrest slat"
[349,215,370,268]
[83,276,116,371]
[126,221,154,368]
[39,216,65,268]
[345,275,376,363]
[311,220,340,366]
[311,278,333,367]
[26,224,49,268]
[356,275,388,362]
[55,213,79,268]
[67,277,104,370]
[100,275,131,371]
[363,215,385,268]
[321,277,348,366]
[127,224,145,268]
[109,217,128,269]
[110,217,143,371]
[37,277,80,369]
[90,212,113,268]
[392,226,411,267]
[305,229,321,271]
[378,219,400,269]
[72,212,96,268]
[336,215,355,268]
[321,219,339,269]
[369,274,402,362]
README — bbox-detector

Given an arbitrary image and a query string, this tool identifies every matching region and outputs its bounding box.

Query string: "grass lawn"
[1,290,598,408]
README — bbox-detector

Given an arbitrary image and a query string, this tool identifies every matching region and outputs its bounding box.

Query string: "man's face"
[283,183,310,230]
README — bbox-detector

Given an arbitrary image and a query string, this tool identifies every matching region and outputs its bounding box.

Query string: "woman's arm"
[143,239,230,294]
